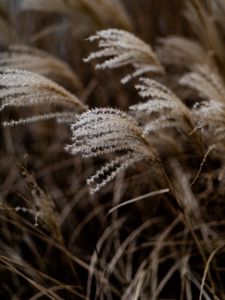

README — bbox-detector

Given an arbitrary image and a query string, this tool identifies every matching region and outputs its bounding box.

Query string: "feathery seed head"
[66,108,159,194]
[0,45,82,89]
[0,68,86,126]
[130,78,192,133]
[157,36,207,68]
[193,99,225,145]
[179,64,225,102]
[0,68,84,109]
[84,29,164,83]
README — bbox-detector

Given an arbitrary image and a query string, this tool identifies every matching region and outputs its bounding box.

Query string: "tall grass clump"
[1,1,225,299]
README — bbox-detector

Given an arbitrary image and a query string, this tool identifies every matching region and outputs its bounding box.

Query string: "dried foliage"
[0,45,82,89]
[211,0,225,33]
[157,36,207,68]
[21,0,132,30]
[1,1,225,300]
[184,0,225,66]
[19,168,63,243]
[0,5,14,46]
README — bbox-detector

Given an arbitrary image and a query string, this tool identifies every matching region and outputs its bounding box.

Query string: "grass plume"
[66,108,159,194]
[84,29,164,83]
[0,68,86,126]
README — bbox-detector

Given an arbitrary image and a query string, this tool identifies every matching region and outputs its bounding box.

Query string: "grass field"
[1,1,225,299]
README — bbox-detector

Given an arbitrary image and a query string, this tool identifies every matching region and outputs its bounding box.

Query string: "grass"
[1,0,225,299]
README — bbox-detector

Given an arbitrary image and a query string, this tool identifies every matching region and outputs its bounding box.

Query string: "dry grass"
[1,1,225,299]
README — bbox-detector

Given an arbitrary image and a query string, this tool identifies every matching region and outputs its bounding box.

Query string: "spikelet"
[0,68,86,125]
[179,64,225,103]
[0,45,82,89]
[84,29,164,84]
[65,108,159,194]
[157,36,207,68]
[130,78,193,133]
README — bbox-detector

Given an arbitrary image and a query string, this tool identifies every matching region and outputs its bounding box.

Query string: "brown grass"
[1,1,225,299]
